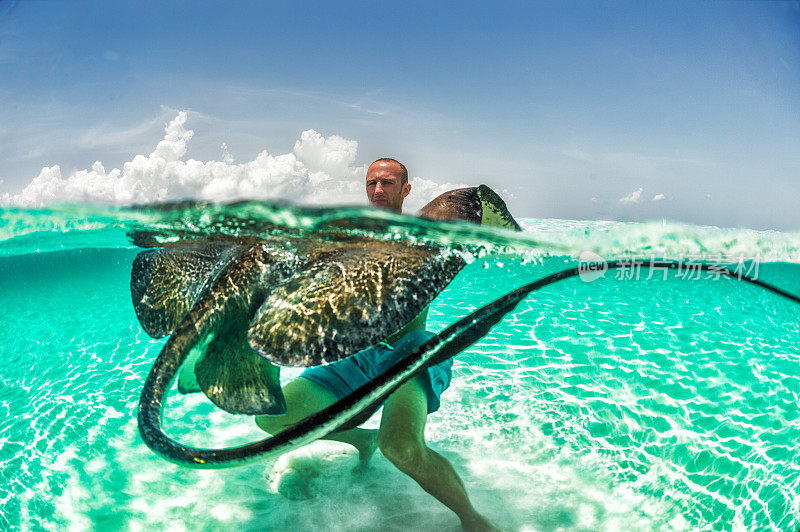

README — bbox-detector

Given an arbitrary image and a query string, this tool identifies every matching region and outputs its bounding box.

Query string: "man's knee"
[255,377,339,435]
[378,433,427,471]
[255,414,287,435]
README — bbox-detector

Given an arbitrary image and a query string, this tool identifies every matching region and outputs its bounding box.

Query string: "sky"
[0,0,798,229]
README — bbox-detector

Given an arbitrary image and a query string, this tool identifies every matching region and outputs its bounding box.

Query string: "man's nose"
[375,182,384,193]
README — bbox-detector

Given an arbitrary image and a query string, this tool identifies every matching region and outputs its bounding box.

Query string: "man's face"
[365,161,411,213]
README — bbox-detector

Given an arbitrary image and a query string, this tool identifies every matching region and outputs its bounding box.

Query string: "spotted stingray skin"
[248,241,465,367]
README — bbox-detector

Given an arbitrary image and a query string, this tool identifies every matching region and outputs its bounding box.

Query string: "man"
[256,159,497,532]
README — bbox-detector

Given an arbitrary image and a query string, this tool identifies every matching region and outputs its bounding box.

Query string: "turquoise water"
[1,203,799,531]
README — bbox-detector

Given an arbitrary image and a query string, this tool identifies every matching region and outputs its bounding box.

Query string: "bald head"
[370,158,408,184]
[366,158,411,213]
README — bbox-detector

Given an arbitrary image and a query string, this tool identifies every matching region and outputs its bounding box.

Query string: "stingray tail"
[137,327,209,466]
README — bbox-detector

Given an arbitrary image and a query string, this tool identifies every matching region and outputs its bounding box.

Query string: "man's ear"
[402,182,411,198]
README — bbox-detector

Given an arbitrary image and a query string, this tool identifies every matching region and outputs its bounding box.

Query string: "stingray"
[134,185,520,466]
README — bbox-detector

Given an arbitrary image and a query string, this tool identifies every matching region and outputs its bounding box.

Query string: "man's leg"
[377,377,497,532]
[255,377,377,465]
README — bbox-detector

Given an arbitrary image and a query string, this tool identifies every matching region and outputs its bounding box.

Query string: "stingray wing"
[194,331,286,415]
[477,185,521,230]
[418,187,483,224]
[130,245,243,338]
[418,184,521,230]
[247,241,465,367]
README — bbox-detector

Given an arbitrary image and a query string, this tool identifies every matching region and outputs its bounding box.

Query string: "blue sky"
[1,0,798,229]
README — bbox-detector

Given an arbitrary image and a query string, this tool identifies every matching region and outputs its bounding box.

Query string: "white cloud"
[291,129,362,181]
[618,187,644,204]
[1,112,464,211]
[652,194,665,201]
[220,143,234,164]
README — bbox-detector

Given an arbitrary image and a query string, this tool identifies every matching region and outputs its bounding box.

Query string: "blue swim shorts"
[299,329,452,414]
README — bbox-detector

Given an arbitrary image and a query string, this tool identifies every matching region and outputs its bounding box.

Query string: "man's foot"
[460,512,502,532]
